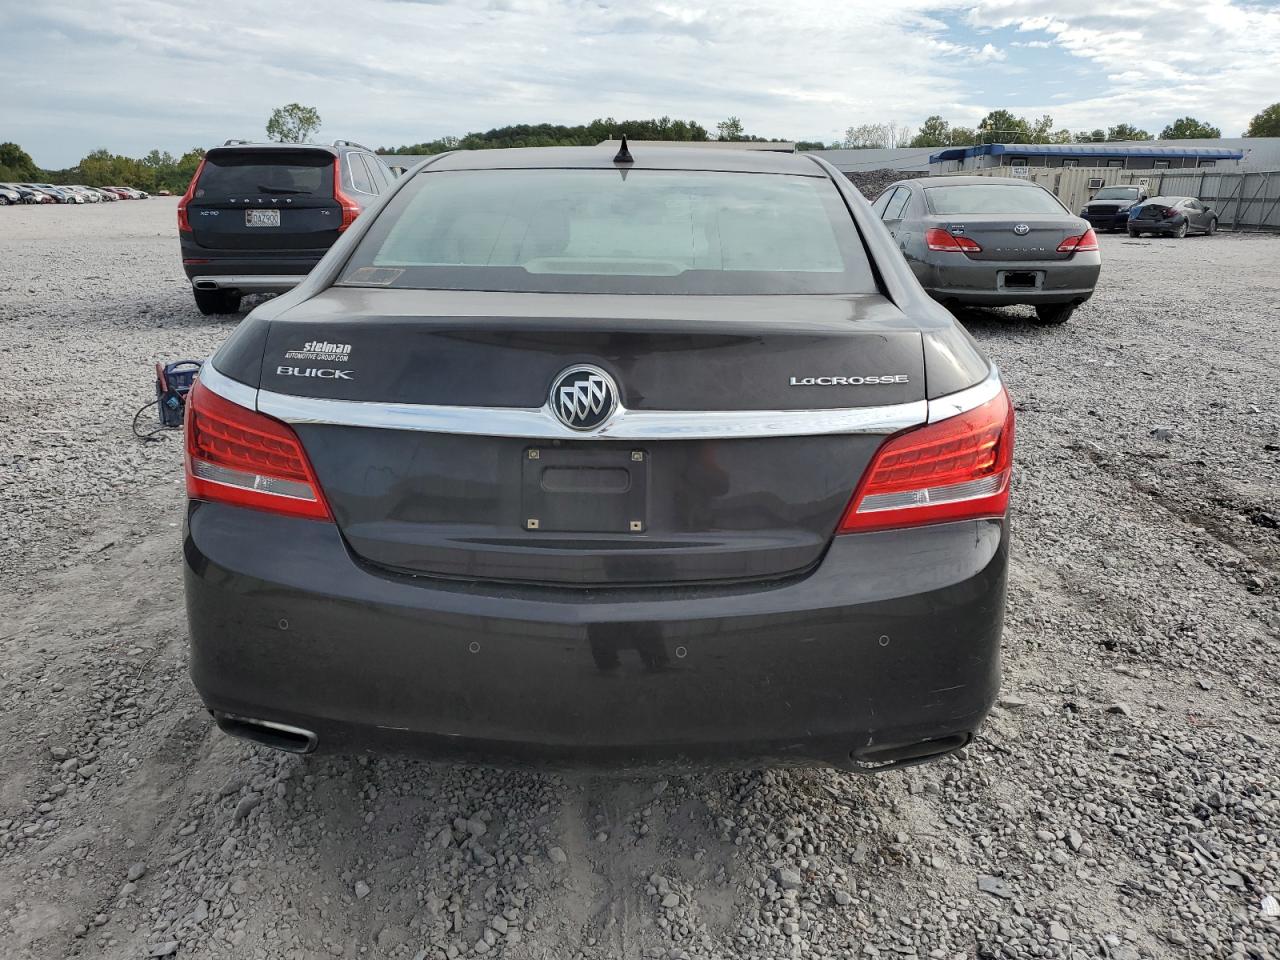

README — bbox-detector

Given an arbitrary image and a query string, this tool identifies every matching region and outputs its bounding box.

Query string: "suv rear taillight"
[838,387,1014,534]
[185,379,331,521]
[1057,228,1098,253]
[333,159,360,231]
[924,227,982,253]
[177,158,206,233]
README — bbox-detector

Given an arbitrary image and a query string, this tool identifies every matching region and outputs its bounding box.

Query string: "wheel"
[1206,218,1217,236]
[1174,221,1188,239]
[1128,228,1139,238]
[1032,303,1075,326]
[193,288,242,316]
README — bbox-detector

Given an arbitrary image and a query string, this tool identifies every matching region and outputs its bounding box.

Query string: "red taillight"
[1057,228,1098,253]
[177,157,205,233]
[924,227,982,253]
[184,379,331,521]
[837,387,1014,534]
[1163,207,1177,220]
[333,160,360,231]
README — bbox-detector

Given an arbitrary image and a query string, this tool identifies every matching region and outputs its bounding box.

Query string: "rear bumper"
[915,253,1100,307]
[179,245,325,293]
[184,502,1008,770]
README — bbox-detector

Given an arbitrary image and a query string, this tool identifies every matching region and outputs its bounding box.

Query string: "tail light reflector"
[185,379,331,521]
[177,157,206,233]
[924,228,982,253]
[1057,228,1099,253]
[333,160,360,231]
[838,387,1014,534]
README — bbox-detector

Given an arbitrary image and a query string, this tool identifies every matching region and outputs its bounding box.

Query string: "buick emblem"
[550,365,618,431]
[1013,223,1031,236]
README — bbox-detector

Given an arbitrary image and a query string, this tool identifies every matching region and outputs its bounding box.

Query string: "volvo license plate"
[245,209,280,227]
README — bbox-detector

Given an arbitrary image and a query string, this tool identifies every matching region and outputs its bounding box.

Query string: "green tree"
[977,110,1031,144]
[1075,128,1107,143]
[266,103,322,143]
[716,116,745,141]
[908,115,952,147]
[1029,114,1056,144]
[0,142,38,180]
[1160,116,1221,139]
[1244,102,1280,137]
[1107,123,1151,141]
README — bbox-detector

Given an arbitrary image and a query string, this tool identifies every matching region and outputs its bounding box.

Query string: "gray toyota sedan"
[872,176,1101,325]
[184,144,1013,771]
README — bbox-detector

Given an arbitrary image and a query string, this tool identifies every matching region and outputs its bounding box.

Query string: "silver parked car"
[1127,196,1218,238]
[872,176,1102,325]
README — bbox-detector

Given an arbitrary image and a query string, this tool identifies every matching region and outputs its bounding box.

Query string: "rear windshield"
[338,168,876,295]
[195,150,333,199]
[925,184,1067,216]
[1092,187,1140,200]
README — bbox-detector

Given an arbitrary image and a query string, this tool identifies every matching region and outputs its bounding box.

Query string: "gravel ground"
[1,200,1277,960]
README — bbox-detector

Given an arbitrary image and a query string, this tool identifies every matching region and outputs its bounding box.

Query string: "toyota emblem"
[1013,223,1031,236]
[549,365,618,431]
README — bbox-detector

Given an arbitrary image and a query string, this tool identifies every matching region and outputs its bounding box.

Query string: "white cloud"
[0,0,1275,166]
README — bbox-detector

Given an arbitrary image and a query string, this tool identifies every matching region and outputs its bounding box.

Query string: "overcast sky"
[3,0,1277,167]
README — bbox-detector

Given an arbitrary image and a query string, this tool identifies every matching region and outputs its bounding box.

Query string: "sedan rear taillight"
[924,228,982,253]
[838,387,1014,534]
[1057,228,1098,253]
[185,379,331,521]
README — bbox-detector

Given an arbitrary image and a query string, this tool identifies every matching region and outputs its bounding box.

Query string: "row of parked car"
[0,182,155,204]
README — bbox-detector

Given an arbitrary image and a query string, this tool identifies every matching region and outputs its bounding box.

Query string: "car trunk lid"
[934,214,1083,262]
[255,288,928,586]
[186,147,341,251]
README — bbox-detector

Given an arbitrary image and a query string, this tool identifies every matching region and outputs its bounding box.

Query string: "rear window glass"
[338,169,876,295]
[1092,187,1140,200]
[195,150,333,199]
[925,184,1067,216]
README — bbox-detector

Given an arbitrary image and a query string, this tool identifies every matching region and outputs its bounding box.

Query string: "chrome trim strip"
[190,275,305,292]
[257,389,929,440]
[197,359,259,410]
[926,365,1002,423]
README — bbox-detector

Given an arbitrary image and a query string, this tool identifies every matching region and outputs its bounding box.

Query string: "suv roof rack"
[222,138,252,146]
[332,139,372,152]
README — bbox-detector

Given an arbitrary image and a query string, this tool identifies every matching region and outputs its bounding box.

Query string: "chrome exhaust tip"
[214,713,317,754]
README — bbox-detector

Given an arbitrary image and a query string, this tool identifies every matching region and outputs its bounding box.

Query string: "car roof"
[208,142,342,156]
[906,176,1049,188]
[421,145,821,177]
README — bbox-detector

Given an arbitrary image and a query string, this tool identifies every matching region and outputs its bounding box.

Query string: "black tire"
[1206,218,1217,236]
[193,288,242,316]
[1174,221,1188,239]
[0,196,10,206]
[1033,303,1075,326]
[1128,228,1139,238]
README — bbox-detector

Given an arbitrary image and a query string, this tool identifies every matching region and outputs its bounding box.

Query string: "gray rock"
[977,875,1014,900]
[148,943,180,958]
[126,862,147,882]
[354,880,371,900]
[777,867,803,891]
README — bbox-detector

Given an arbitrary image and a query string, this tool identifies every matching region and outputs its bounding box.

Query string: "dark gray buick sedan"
[872,176,1101,325]
[184,144,1013,771]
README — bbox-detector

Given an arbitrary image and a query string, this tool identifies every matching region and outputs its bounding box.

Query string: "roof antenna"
[613,135,634,164]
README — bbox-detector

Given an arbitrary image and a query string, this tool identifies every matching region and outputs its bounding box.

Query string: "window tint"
[346,153,374,194]
[364,155,390,191]
[195,149,333,198]
[340,168,878,295]
[924,184,1067,215]
[882,188,910,220]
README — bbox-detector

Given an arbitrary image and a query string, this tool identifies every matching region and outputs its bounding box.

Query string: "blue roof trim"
[928,143,1244,163]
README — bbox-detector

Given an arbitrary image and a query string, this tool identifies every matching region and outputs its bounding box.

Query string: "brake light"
[924,228,982,253]
[177,158,206,233]
[1057,228,1098,253]
[838,387,1014,534]
[185,379,331,521]
[1163,207,1177,220]
[333,160,360,231]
